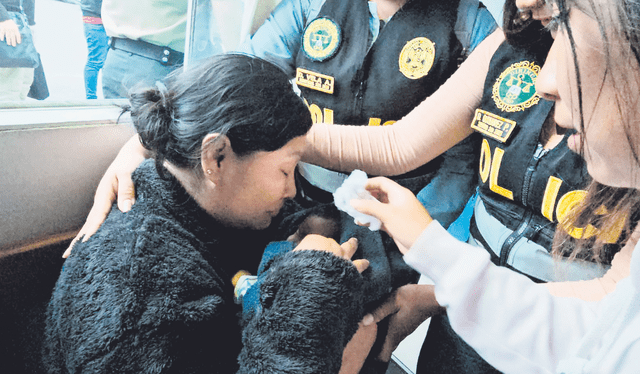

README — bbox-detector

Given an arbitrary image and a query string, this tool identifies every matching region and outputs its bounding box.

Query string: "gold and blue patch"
[398,37,436,79]
[471,108,517,143]
[302,17,341,62]
[492,61,541,112]
[296,67,335,94]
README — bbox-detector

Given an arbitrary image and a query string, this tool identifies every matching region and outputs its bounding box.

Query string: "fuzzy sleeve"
[302,29,504,176]
[43,221,243,374]
[238,250,364,374]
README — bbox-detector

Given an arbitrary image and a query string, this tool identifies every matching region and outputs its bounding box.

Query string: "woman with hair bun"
[42,53,369,374]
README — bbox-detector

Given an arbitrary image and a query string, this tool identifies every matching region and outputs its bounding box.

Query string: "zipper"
[500,144,548,266]
[351,67,366,117]
[521,143,548,206]
[351,14,393,119]
[500,210,533,266]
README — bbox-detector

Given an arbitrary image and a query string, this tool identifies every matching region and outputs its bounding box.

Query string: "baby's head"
[287,206,341,246]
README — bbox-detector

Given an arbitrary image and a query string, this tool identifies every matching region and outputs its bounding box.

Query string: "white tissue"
[333,170,381,231]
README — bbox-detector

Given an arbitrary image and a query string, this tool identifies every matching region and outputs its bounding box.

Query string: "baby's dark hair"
[125,53,312,175]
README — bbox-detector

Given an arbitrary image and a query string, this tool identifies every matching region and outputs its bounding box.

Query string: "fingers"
[12,28,21,46]
[349,198,382,221]
[116,174,136,212]
[341,238,369,273]
[363,177,405,201]
[352,259,369,274]
[62,174,118,258]
[377,329,397,362]
[340,237,358,258]
[0,21,21,46]
[365,293,400,326]
[63,236,79,258]
[339,322,378,374]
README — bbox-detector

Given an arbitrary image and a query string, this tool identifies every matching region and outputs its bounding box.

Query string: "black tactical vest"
[295,0,462,126]
[471,39,624,263]
[294,0,463,183]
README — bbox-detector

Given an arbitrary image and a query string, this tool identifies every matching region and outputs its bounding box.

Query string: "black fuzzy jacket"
[43,160,364,374]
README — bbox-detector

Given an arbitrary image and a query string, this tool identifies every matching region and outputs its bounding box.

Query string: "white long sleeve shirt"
[404,222,640,374]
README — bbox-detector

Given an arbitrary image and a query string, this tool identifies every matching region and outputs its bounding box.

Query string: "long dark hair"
[125,53,312,176]
[549,0,640,262]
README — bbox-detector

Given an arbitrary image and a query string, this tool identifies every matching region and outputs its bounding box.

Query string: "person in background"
[80,0,108,99]
[100,0,186,99]
[43,53,369,374]
[0,0,35,101]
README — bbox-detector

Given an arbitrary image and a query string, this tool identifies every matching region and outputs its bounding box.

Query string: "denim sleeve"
[0,3,10,22]
[241,241,295,322]
[236,0,321,77]
[22,0,35,25]
[469,5,499,52]
[416,134,481,233]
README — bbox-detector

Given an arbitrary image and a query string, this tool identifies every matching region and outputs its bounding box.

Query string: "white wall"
[0,109,134,252]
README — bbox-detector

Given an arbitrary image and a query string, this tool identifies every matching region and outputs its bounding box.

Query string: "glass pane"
[0,0,250,105]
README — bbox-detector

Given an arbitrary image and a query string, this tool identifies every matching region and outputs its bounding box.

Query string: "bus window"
[0,0,270,106]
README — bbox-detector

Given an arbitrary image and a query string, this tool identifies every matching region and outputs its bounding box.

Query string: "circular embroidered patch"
[492,61,541,112]
[398,37,436,79]
[302,18,341,62]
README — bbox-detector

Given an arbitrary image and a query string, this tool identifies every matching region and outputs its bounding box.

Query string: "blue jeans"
[83,23,109,99]
[102,48,180,99]
[416,134,481,241]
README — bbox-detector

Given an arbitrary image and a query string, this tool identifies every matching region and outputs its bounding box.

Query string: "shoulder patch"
[398,37,436,80]
[492,60,541,112]
[471,108,517,143]
[302,17,341,62]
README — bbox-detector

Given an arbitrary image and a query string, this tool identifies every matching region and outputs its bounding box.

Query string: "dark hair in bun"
[124,53,312,176]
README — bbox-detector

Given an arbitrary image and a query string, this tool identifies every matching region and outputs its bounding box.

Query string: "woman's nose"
[536,41,560,102]
[284,172,297,199]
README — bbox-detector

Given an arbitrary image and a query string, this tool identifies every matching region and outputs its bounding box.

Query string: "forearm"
[122,134,151,159]
[403,222,598,373]
[303,29,504,176]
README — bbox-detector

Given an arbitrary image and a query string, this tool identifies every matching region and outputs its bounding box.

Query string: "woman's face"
[536,2,640,188]
[215,136,307,230]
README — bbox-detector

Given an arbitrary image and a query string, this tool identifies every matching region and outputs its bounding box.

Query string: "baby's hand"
[294,235,369,273]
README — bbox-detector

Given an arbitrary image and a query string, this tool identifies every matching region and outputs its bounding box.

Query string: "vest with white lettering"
[470,39,621,281]
[296,0,463,186]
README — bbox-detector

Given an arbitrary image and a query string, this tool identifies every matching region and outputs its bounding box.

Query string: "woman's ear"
[201,133,230,184]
